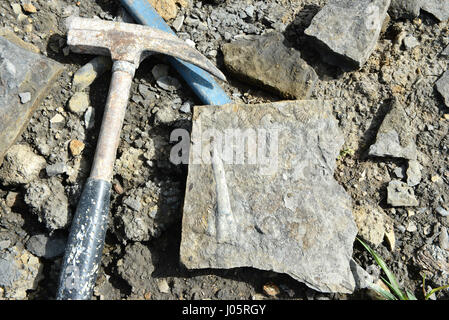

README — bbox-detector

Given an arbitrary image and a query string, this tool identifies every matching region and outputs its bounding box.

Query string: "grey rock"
[24,177,71,231]
[25,234,66,259]
[18,92,31,104]
[222,32,318,99]
[123,196,142,212]
[387,180,419,207]
[72,56,112,92]
[117,242,157,295]
[406,221,417,232]
[156,76,181,91]
[436,70,449,108]
[436,207,449,217]
[0,144,46,185]
[388,0,421,19]
[0,246,43,299]
[440,227,449,251]
[403,35,420,50]
[45,161,67,177]
[179,101,192,114]
[393,166,405,179]
[114,181,182,242]
[369,100,417,160]
[304,0,390,69]
[421,0,449,22]
[406,160,422,186]
[180,100,360,294]
[151,64,169,81]
[442,45,449,57]
[68,92,89,113]
[0,35,63,166]
[415,244,449,287]
[172,15,185,32]
[154,107,177,125]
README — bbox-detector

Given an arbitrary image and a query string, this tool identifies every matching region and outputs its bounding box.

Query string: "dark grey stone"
[222,32,317,99]
[180,100,361,294]
[436,70,449,108]
[304,0,390,69]
[0,35,63,165]
[388,0,421,19]
[25,234,66,259]
[369,100,417,160]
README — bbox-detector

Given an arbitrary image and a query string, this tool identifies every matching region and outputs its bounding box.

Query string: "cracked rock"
[0,144,46,185]
[304,0,390,69]
[369,100,417,160]
[222,32,318,99]
[180,100,360,294]
[24,177,71,231]
[387,180,419,207]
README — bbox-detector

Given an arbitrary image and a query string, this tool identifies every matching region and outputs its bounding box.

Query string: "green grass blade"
[357,238,406,300]
[425,284,449,300]
[406,290,418,300]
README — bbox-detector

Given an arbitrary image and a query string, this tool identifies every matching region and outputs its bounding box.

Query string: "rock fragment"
[304,0,390,69]
[68,92,89,113]
[387,180,419,207]
[406,160,422,186]
[72,56,112,92]
[0,144,46,185]
[25,234,66,259]
[117,242,157,296]
[180,100,360,294]
[421,0,449,22]
[156,76,182,91]
[0,36,63,165]
[147,0,188,21]
[353,205,393,247]
[45,162,67,177]
[24,177,71,231]
[388,0,421,19]
[369,100,417,160]
[0,245,43,299]
[403,35,420,50]
[69,139,85,156]
[436,70,449,108]
[22,3,37,14]
[222,32,317,99]
[151,64,170,80]
[415,244,449,287]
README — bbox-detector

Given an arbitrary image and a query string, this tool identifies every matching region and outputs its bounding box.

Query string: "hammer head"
[66,17,226,81]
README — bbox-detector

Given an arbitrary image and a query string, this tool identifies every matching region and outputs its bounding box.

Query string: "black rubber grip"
[56,178,111,300]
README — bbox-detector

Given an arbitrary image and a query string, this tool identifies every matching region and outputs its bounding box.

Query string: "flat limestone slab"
[180,100,359,293]
[0,35,63,165]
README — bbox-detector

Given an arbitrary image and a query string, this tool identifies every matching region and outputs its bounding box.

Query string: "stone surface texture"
[180,100,360,294]
[369,100,417,160]
[304,0,390,69]
[0,35,63,165]
[222,32,318,99]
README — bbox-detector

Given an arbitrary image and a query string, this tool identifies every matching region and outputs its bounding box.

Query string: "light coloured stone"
[180,100,361,294]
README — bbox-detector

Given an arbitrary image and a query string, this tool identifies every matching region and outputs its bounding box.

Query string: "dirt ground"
[0,0,448,300]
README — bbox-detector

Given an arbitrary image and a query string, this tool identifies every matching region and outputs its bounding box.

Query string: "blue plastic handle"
[120,0,232,106]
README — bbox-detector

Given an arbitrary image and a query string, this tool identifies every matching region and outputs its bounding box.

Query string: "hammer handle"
[57,179,111,300]
[57,62,134,299]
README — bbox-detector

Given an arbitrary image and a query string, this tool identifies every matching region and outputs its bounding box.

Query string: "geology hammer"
[57,17,226,300]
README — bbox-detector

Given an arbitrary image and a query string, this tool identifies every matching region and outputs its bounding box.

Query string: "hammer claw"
[67,17,226,81]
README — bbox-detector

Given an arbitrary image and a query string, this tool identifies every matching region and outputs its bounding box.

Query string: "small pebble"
[151,64,169,81]
[157,279,170,294]
[406,221,417,233]
[22,3,37,13]
[19,92,31,104]
[436,207,449,217]
[50,114,64,124]
[263,283,280,297]
[156,76,181,91]
[69,139,85,156]
[68,92,89,113]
